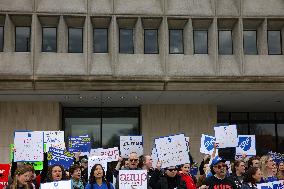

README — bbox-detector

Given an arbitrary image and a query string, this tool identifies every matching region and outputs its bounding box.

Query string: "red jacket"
[179,172,197,189]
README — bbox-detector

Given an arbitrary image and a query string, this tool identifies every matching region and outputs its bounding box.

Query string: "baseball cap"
[211,156,226,166]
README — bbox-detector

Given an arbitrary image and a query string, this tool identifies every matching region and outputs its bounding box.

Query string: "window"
[218,30,233,55]
[268,30,282,55]
[243,30,258,55]
[15,27,30,52]
[169,29,183,54]
[0,26,3,52]
[42,27,57,52]
[194,30,208,54]
[68,28,83,53]
[93,28,108,53]
[144,29,158,54]
[119,29,134,54]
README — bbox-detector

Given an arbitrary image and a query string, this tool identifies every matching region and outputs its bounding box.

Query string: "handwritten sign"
[151,147,158,169]
[154,134,189,168]
[236,135,256,156]
[119,170,147,189]
[40,180,72,189]
[0,164,10,189]
[200,134,216,154]
[257,182,273,189]
[88,156,108,179]
[120,136,143,158]
[47,147,74,170]
[44,131,65,152]
[68,135,91,153]
[14,131,44,162]
[214,125,238,148]
[89,147,119,162]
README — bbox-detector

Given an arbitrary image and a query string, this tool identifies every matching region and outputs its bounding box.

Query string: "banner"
[154,134,189,168]
[236,135,256,156]
[47,147,74,170]
[119,170,147,189]
[120,136,143,158]
[89,147,119,162]
[200,134,216,154]
[40,180,72,189]
[88,156,108,179]
[0,164,10,189]
[68,135,91,153]
[14,131,44,162]
[44,131,65,152]
[214,125,238,148]
[272,181,284,189]
[257,183,273,189]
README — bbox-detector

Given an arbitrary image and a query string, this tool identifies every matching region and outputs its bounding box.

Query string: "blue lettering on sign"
[261,186,273,189]
[168,138,172,143]
[238,137,251,151]
[204,136,215,151]
[273,183,283,189]
[28,133,31,137]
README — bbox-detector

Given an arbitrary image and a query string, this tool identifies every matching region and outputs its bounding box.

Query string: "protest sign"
[200,134,216,154]
[257,182,273,189]
[40,180,72,189]
[272,181,284,189]
[68,135,91,153]
[154,134,189,168]
[88,156,108,179]
[14,131,44,162]
[151,147,158,169]
[120,136,143,158]
[214,125,238,148]
[236,135,256,156]
[44,131,65,152]
[89,147,119,162]
[10,144,14,162]
[31,162,43,171]
[185,137,190,148]
[0,164,10,189]
[47,147,74,170]
[119,170,147,189]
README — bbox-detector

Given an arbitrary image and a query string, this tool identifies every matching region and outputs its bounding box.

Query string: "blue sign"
[47,147,74,170]
[68,135,91,153]
[238,136,252,151]
[204,136,215,151]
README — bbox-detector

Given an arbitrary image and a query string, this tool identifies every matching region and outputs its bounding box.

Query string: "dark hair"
[89,164,110,187]
[243,167,260,185]
[232,160,245,174]
[69,164,81,176]
[45,165,67,182]
[248,156,260,168]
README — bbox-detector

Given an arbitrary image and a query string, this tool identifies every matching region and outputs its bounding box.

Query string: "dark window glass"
[231,113,249,135]
[219,30,233,55]
[144,29,158,54]
[119,29,134,54]
[169,29,183,54]
[194,30,208,54]
[68,28,83,53]
[15,27,30,52]
[42,27,57,52]
[94,28,108,53]
[244,30,258,55]
[268,31,282,55]
[0,26,3,52]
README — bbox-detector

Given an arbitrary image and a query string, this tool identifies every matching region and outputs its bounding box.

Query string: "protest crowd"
[1,125,284,189]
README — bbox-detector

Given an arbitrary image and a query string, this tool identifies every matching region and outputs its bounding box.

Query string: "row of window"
[0,26,282,55]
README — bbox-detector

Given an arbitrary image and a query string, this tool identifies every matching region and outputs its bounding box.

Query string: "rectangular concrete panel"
[115,0,163,15]
[0,0,33,12]
[217,0,240,16]
[90,54,112,75]
[0,53,32,75]
[219,56,241,76]
[89,0,113,14]
[37,0,87,13]
[243,0,284,16]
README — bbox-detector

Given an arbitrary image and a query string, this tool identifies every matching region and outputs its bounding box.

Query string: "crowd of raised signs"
[1,125,284,189]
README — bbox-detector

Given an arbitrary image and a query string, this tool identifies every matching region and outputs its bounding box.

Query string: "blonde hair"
[259,155,271,179]
[10,165,33,189]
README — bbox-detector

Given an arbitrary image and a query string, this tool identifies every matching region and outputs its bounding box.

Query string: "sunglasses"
[214,164,227,169]
[129,159,138,162]
[167,168,177,172]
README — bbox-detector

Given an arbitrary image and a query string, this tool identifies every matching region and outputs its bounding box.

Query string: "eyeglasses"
[167,168,177,172]
[129,159,138,162]
[214,164,227,169]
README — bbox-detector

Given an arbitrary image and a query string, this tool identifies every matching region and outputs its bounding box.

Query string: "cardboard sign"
[68,135,91,153]
[154,134,189,168]
[0,164,10,189]
[119,170,147,189]
[40,180,72,189]
[14,131,44,162]
[200,134,216,154]
[120,136,143,158]
[214,125,238,148]
[44,131,65,152]
[236,135,256,156]
[47,147,74,170]
[88,156,108,179]
[89,147,119,162]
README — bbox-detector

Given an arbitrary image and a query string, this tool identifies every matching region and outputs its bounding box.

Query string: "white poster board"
[214,125,238,148]
[44,131,65,152]
[89,147,119,162]
[200,134,216,154]
[119,170,147,189]
[236,135,256,156]
[40,180,72,189]
[257,182,273,189]
[88,156,108,179]
[14,131,44,162]
[120,136,143,158]
[154,134,189,168]
[151,147,158,169]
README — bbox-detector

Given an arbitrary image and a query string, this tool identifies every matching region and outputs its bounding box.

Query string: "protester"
[277,161,284,180]
[196,159,210,188]
[45,165,67,182]
[179,163,196,189]
[85,164,114,189]
[80,158,88,184]
[6,164,35,189]
[240,167,262,189]
[141,155,154,189]
[247,156,260,168]
[230,160,246,188]
[259,155,278,182]
[69,164,84,189]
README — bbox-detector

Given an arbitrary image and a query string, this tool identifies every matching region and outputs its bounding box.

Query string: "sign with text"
[236,135,256,156]
[68,135,91,153]
[44,131,65,152]
[0,164,10,189]
[89,147,119,162]
[40,180,72,189]
[47,147,74,170]
[214,125,238,148]
[119,170,147,189]
[88,156,108,179]
[120,136,143,158]
[257,183,273,189]
[200,134,216,154]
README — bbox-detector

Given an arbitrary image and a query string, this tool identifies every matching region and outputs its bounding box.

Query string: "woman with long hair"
[230,160,246,188]
[179,163,196,189]
[259,155,278,182]
[240,167,262,189]
[6,164,35,189]
[277,161,284,180]
[45,165,67,182]
[85,164,114,189]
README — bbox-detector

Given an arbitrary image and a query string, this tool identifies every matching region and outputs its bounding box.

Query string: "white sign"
[236,135,256,156]
[257,182,273,189]
[119,170,147,189]
[88,156,108,179]
[120,136,143,158]
[214,125,238,148]
[40,180,72,189]
[14,131,44,162]
[44,131,65,152]
[151,147,158,169]
[185,137,190,148]
[154,134,189,168]
[200,134,216,154]
[89,147,119,162]
[225,161,232,174]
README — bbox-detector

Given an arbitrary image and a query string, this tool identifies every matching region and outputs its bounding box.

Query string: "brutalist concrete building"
[0,0,284,163]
